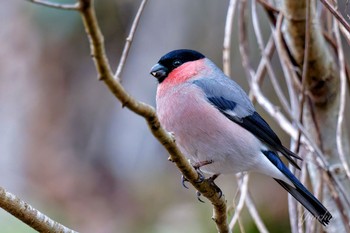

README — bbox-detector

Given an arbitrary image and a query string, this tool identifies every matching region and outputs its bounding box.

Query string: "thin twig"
[273,14,302,99]
[306,160,322,233]
[248,36,275,102]
[297,162,307,233]
[295,0,311,154]
[114,0,148,81]
[238,0,255,83]
[229,174,249,230]
[0,187,78,233]
[339,23,350,45]
[223,0,238,77]
[334,17,350,180]
[252,0,292,117]
[245,193,269,233]
[236,197,246,233]
[320,0,350,33]
[256,0,279,14]
[237,173,249,233]
[27,0,79,10]
[307,96,324,151]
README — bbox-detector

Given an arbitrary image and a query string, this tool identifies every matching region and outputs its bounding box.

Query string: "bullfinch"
[150,49,332,225]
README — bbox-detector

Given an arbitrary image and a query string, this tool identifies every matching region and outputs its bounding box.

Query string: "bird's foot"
[181,160,222,202]
[192,160,212,183]
[194,174,222,203]
[182,160,212,188]
[181,171,205,189]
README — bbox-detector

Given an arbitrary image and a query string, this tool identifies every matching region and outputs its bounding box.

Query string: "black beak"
[150,63,168,82]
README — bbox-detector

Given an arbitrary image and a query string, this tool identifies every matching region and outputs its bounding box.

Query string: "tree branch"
[0,187,78,233]
[114,0,148,81]
[320,0,350,34]
[229,174,249,230]
[223,0,238,77]
[245,192,269,233]
[26,0,79,10]
[252,0,292,116]
[295,0,311,153]
[334,15,350,181]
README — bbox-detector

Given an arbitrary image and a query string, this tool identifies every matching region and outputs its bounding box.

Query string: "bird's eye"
[172,60,182,68]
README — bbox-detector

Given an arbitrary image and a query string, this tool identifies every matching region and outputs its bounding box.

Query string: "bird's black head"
[150,49,205,83]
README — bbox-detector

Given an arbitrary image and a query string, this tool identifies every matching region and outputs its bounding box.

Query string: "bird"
[150,49,332,226]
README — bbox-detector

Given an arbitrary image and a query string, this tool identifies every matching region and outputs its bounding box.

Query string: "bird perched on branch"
[150,49,332,226]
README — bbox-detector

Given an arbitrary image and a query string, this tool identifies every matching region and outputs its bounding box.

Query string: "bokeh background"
[2,0,348,232]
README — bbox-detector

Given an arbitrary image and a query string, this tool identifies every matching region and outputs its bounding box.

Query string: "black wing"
[207,96,302,169]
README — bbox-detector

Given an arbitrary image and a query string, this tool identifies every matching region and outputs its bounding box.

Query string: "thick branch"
[0,187,78,233]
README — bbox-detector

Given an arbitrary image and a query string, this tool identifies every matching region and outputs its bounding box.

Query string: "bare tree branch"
[26,0,79,10]
[223,0,238,77]
[0,187,78,233]
[245,192,269,233]
[114,0,148,81]
[238,0,254,83]
[248,36,275,102]
[252,0,292,116]
[229,174,249,230]
[334,17,350,181]
[296,0,311,153]
[320,0,350,33]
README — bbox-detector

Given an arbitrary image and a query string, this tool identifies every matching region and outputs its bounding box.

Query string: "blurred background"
[3,0,348,232]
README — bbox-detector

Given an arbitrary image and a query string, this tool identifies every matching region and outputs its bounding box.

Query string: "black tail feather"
[275,179,332,226]
[263,150,332,226]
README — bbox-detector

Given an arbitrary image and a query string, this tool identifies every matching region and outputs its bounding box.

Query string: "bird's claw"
[195,173,222,202]
[196,191,205,203]
[181,171,204,189]
[192,160,212,184]
[207,174,223,198]
[181,160,222,201]
[194,171,205,183]
[181,175,189,189]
